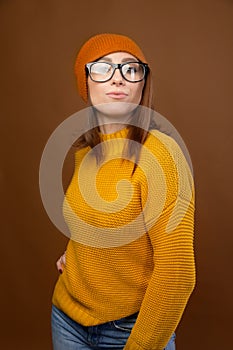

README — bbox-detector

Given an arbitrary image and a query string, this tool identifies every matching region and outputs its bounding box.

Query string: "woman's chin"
[94,102,138,120]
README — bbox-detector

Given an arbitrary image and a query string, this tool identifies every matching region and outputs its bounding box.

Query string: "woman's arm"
[124,132,196,350]
[124,198,195,350]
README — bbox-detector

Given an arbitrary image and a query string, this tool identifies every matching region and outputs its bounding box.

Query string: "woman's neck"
[98,123,127,134]
[97,112,132,135]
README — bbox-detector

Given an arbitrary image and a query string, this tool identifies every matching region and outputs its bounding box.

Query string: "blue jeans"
[51,305,175,350]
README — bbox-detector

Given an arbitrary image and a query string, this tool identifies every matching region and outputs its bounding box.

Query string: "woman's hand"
[56,251,66,274]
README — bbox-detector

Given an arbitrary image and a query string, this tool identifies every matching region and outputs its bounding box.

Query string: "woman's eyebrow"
[98,56,112,62]
[98,56,138,63]
[121,57,138,62]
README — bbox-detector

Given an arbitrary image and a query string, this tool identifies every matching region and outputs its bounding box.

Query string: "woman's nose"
[111,68,125,85]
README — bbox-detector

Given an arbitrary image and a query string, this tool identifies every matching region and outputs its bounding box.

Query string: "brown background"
[1,0,233,349]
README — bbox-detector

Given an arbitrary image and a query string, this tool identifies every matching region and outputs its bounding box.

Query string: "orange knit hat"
[74,33,147,102]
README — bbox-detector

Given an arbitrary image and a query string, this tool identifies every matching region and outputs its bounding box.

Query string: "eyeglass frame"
[85,61,149,83]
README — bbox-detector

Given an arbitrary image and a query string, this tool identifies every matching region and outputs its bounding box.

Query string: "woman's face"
[87,52,145,117]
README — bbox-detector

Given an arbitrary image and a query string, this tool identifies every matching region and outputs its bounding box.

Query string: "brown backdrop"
[1,0,233,349]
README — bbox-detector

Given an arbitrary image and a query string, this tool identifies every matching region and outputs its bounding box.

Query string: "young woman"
[51,33,195,350]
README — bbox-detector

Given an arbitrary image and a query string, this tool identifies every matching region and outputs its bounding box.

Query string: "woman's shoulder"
[145,129,182,156]
[144,129,193,177]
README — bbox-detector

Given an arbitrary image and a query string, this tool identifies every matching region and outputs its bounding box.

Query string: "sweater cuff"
[123,338,145,350]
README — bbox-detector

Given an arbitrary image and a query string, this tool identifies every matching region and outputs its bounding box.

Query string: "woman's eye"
[124,64,139,74]
[92,63,111,74]
[128,67,136,73]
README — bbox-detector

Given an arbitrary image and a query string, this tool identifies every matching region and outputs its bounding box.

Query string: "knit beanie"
[74,33,147,102]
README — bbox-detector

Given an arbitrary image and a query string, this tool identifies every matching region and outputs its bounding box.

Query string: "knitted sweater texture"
[52,128,195,350]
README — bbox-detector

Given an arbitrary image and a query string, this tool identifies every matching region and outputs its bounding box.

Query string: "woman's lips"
[106,92,128,99]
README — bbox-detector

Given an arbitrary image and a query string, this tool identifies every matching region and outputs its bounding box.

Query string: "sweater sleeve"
[124,134,196,350]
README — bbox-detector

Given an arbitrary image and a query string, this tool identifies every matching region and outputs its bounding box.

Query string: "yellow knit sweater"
[52,128,195,350]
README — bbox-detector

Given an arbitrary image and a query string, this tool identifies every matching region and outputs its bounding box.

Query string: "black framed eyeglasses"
[86,61,148,83]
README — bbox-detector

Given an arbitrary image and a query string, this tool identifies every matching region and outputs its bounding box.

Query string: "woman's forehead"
[97,52,138,62]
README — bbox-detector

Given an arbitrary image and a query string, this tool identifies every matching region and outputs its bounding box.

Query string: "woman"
[51,33,195,350]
